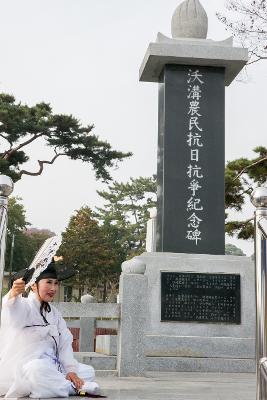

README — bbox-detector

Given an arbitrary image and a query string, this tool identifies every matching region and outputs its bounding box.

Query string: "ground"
[17,372,254,400]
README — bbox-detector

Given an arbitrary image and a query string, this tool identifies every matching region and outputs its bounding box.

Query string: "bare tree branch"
[227,217,254,225]
[217,0,267,65]
[0,133,7,141]
[248,57,264,64]
[19,153,66,177]
[226,0,267,22]
[233,156,267,181]
[3,132,46,160]
[0,133,13,150]
[247,50,267,64]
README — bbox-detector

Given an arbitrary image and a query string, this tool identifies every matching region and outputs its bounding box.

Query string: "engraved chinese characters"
[186,69,204,245]
[161,272,241,323]
[156,65,225,255]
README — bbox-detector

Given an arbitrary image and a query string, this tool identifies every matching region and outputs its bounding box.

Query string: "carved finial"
[81,293,96,304]
[121,257,146,274]
[171,0,208,39]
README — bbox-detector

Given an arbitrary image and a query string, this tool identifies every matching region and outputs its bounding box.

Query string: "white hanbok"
[0,291,98,398]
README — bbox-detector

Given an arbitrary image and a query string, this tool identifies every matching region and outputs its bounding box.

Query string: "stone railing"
[54,302,120,356]
[53,257,147,377]
[55,302,120,318]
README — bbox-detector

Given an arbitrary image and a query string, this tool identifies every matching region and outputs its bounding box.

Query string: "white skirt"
[4,358,96,398]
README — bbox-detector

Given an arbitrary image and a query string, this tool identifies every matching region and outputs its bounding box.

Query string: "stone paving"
[72,372,256,400]
[1,372,256,400]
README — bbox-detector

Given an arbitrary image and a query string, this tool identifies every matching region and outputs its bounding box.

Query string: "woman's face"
[32,278,59,302]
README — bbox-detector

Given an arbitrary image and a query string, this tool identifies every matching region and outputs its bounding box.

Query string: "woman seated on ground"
[0,261,103,398]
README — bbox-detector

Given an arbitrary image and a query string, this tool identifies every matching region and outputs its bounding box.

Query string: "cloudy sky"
[0,0,266,256]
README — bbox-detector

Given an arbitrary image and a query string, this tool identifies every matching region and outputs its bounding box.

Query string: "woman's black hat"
[11,260,76,286]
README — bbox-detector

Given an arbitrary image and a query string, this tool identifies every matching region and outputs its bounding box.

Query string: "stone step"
[74,352,117,370]
[145,335,255,358]
[95,370,118,377]
[76,352,255,374]
[147,356,256,373]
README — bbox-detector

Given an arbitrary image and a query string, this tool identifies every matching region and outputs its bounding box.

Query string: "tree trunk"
[102,281,107,303]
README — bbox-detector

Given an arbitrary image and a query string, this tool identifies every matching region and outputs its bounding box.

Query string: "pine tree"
[59,207,120,302]
[225,146,267,239]
[95,177,157,258]
[0,93,131,182]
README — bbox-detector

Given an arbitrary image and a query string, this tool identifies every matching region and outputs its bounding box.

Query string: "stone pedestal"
[138,252,255,372]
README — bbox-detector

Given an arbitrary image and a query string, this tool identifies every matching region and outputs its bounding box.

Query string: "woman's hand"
[66,372,84,391]
[9,278,26,299]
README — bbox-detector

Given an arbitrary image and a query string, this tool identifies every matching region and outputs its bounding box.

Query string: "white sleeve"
[1,293,30,328]
[57,314,79,374]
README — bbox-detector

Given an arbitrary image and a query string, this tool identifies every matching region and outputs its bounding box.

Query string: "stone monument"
[140,0,248,255]
[118,0,256,373]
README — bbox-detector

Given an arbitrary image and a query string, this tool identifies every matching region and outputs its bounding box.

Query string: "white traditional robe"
[0,291,98,398]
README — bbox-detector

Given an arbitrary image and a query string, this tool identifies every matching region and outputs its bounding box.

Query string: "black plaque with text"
[157,65,225,254]
[161,272,241,324]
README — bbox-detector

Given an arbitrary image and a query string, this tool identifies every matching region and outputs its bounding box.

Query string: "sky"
[0,0,266,256]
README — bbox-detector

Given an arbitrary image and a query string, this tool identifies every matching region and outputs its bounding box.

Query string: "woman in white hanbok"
[0,263,101,398]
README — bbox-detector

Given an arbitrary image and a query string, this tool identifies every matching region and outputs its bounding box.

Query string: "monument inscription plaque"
[161,271,241,323]
[157,65,225,255]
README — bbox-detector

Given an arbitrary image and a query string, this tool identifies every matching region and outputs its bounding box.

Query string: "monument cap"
[171,0,208,39]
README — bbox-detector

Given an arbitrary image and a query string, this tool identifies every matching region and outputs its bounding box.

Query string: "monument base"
[138,252,255,373]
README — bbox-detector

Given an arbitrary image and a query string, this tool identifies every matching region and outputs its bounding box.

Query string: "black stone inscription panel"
[157,65,225,255]
[161,272,241,324]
